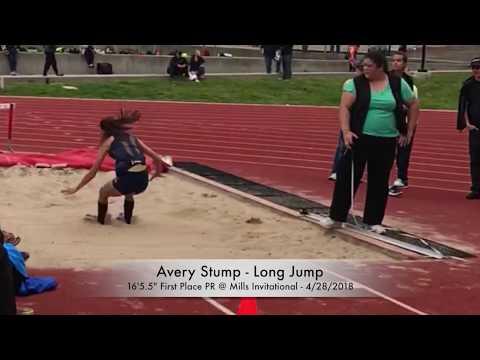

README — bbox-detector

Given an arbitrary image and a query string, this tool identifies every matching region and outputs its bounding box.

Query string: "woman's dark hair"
[0,229,4,245]
[364,50,389,73]
[100,109,141,139]
[392,51,408,63]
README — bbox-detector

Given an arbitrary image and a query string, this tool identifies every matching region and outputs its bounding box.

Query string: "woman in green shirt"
[320,51,419,233]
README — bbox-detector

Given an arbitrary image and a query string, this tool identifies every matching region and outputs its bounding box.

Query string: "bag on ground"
[96,62,113,74]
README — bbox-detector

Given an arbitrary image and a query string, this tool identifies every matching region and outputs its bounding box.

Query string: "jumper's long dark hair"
[99,109,141,142]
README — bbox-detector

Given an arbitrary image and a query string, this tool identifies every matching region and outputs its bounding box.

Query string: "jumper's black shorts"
[113,170,149,195]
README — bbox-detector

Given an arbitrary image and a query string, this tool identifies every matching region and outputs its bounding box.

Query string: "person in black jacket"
[167,51,180,77]
[319,51,419,233]
[167,51,188,79]
[280,45,293,80]
[43,45,63,76]
[457,57,480,200]
[388,51,419,196]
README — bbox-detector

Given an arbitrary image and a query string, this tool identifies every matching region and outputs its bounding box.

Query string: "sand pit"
[0,166,395,268]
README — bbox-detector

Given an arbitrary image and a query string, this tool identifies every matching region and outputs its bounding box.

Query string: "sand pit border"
[170,166,423,260]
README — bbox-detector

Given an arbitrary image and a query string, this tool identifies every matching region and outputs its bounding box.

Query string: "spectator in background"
[5,45,18,75]
[167,51,178,78]
[43,45,63,76]
[84,45,95,69]
[167,51,179,77]
[280,45,294,80]
[348,45,360,72]
[167,51,187,79]
[457,57,480,200]
[261,45,280,74]
[189,50,206,82]
[388,51,419,197]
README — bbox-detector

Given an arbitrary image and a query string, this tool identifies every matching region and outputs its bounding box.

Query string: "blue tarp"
[3,243,57,296]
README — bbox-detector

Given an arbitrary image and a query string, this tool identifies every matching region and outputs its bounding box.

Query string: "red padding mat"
[0,149,167,173]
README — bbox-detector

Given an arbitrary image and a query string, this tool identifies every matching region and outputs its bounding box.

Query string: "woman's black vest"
[349,74,407,136]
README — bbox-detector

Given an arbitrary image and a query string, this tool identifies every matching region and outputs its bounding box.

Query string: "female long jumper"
[62,110,172,224]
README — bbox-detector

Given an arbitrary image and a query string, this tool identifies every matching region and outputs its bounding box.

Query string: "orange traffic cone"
[237,298,257,315]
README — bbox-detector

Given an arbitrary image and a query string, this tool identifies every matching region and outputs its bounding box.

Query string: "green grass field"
[0,72,469,109]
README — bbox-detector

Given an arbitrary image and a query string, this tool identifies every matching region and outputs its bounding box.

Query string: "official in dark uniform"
[457,57,480,199]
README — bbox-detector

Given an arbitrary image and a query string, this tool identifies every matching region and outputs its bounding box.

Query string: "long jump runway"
[1,96,479,315]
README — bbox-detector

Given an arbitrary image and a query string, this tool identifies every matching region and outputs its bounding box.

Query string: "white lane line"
[202,297,236,315]
[326,269,429,315]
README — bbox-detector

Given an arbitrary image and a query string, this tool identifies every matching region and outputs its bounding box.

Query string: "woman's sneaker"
[392,178,408,189]
[388,185,403,197]
[368,225,387,234]
[318,216,344,229]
